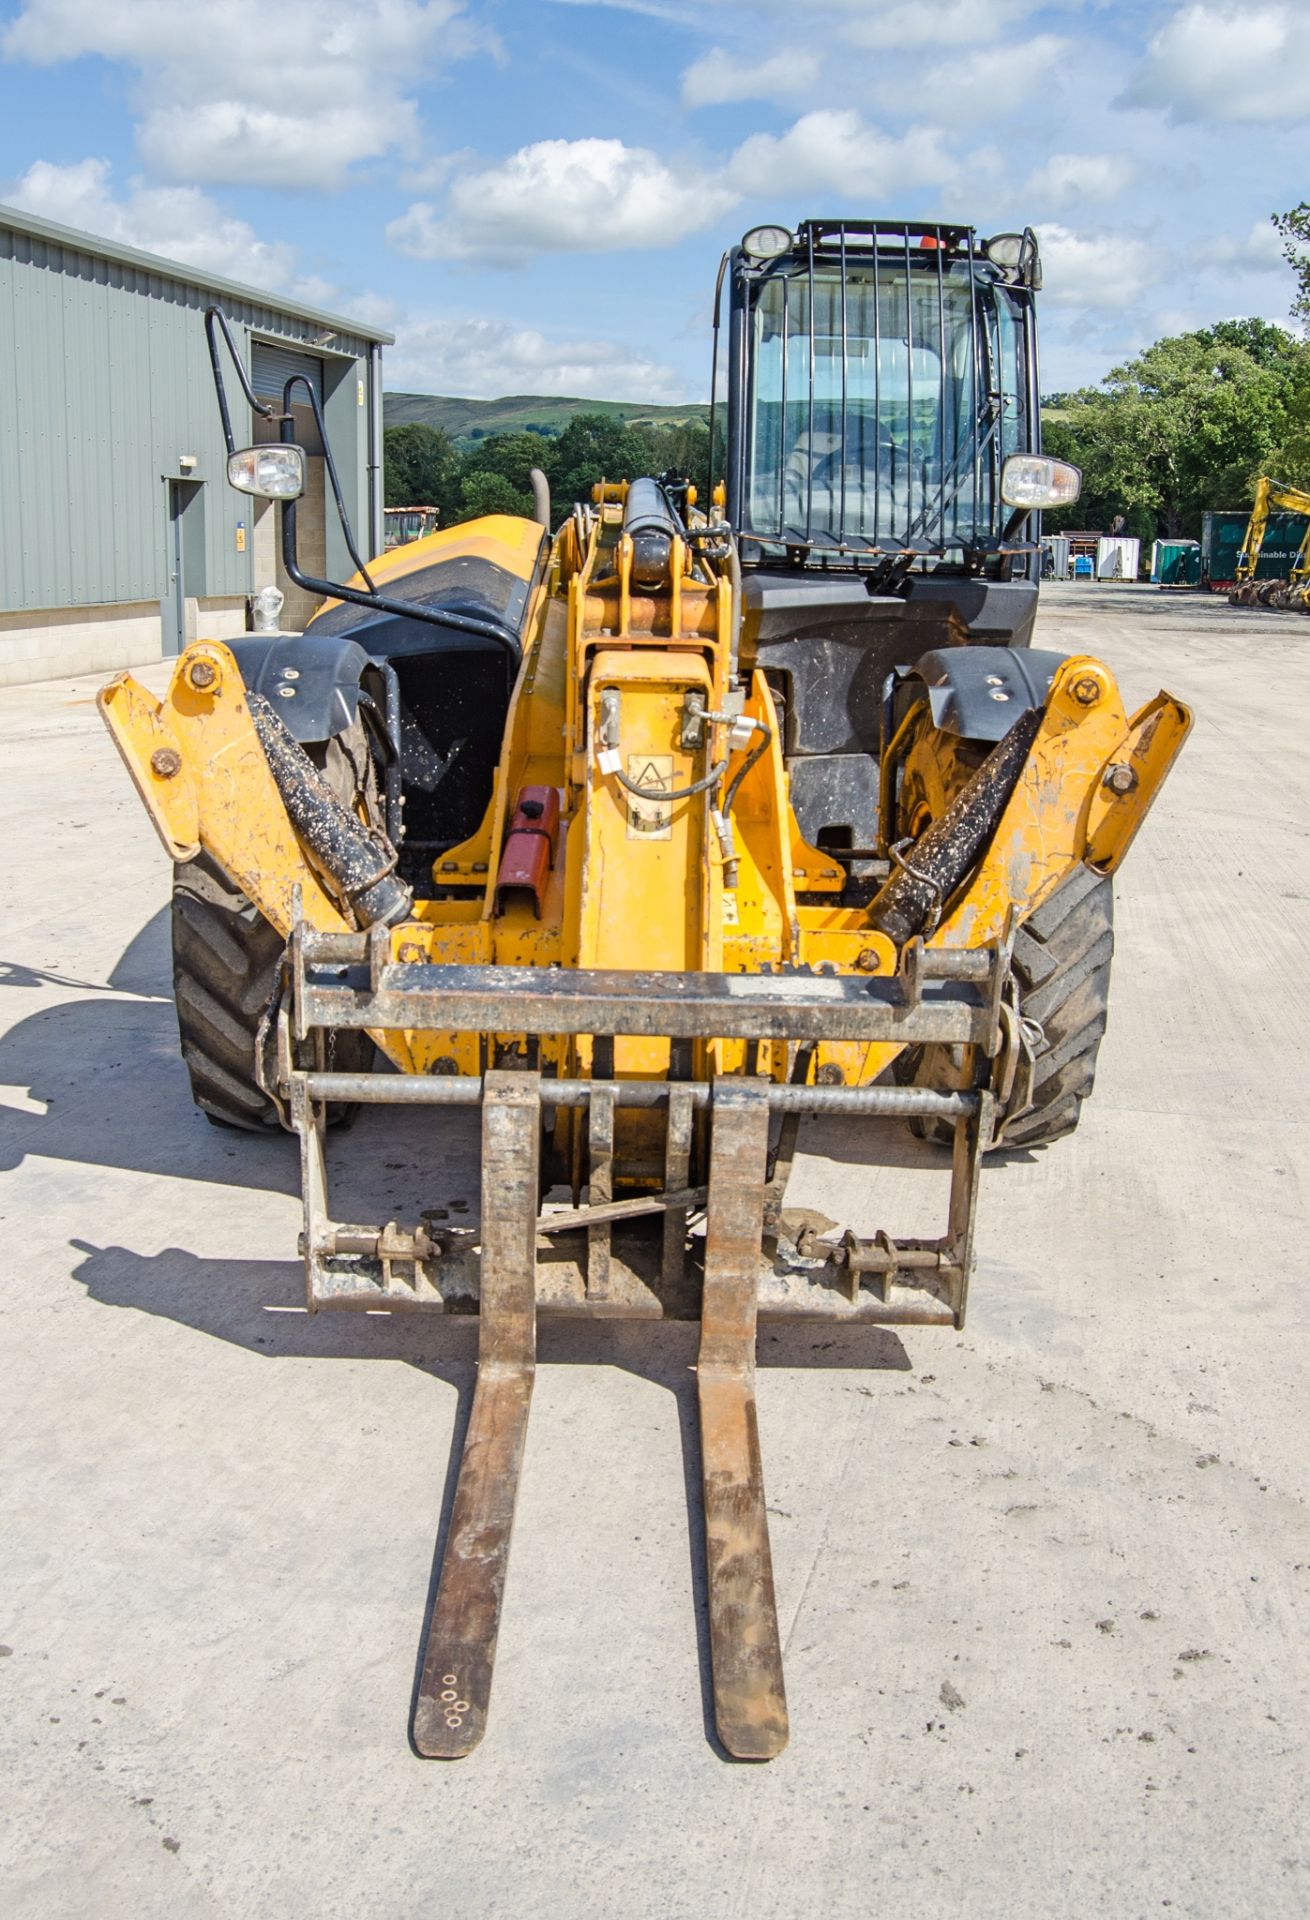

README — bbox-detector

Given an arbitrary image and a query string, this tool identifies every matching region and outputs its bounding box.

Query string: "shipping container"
[1096,536,1140,580]
[1150,540,1201,587]
[1201,509,1309,590]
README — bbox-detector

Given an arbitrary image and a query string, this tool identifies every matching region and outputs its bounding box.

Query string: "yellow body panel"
[101,642,347,936]
[325,513,547,602]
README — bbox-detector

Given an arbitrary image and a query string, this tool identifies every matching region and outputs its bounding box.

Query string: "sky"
[0,0,1306,403]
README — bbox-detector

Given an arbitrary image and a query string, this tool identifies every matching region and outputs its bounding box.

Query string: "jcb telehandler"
[101,219,1190,1760]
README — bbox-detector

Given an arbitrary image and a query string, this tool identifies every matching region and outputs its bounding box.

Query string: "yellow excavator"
[1229,474,1310,608]
[100,220,1190,1760]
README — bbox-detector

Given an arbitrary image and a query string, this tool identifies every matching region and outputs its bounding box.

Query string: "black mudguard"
[902,646,1069,742]
[228,632,373,746]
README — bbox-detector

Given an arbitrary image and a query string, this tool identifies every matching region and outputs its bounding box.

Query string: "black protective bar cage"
[720,221,1041,576]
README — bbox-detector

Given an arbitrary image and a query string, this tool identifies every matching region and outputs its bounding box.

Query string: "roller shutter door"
[250,339,324,404]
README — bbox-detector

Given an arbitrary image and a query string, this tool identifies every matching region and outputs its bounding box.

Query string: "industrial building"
[0,202,392,687]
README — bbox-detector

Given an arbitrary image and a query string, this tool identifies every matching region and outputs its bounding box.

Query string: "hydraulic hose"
[866,705,1042,944]
[721,717,771,818]
[616,760,727,803]
[248,694,412,928]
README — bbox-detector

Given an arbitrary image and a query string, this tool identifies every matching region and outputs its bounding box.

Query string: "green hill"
[384,390,711,445]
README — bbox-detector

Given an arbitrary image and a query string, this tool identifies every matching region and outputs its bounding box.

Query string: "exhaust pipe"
[529,467,551,529]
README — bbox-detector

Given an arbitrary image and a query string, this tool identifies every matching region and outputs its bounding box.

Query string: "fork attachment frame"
[282,926,1008,1756]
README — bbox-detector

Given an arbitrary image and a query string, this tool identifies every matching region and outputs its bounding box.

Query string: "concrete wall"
[0,596,249,687]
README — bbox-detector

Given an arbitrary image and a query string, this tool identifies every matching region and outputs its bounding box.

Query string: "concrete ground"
[2,582,1306,1918]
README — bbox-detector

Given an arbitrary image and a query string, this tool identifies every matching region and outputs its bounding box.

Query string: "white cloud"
[385,311,693,401]
[729,109,955,200]
[3,157,327,295]
[1026,152,1136,209]
[391,108,969,268]
[1034,223,1162,311]
[2,0,485,189]
[681,45,819,108]
[1121,4,1310,122]
[921,35,1067,121]
[843,0,1029,51]
[1206,219,1288,273]
[136,100,425,193]
[388,138,737,265]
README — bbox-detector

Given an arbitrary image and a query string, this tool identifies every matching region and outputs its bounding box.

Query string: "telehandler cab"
[101,219,1190,1759]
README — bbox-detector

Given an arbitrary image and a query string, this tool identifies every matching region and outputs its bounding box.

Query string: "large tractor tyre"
[170,724,379,1133]
[903,865,1115,1152]
[997,864,1114,1148]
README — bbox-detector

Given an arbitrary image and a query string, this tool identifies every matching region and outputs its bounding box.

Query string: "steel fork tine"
[413,1072,540,1758]
[698,1080,789,1759]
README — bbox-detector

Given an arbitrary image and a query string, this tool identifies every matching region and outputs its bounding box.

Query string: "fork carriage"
[289,927,1002,1325]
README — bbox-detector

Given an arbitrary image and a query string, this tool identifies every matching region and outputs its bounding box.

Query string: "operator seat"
[781,428,915,542]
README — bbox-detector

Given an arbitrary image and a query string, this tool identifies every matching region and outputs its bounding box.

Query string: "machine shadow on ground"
[67,1237,910,1762]
[0,906,304,1196]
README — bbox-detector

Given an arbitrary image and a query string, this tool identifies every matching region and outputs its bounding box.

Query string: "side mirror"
[227,444,306,499]
[1001,453,1081,510]
[984,229,1042,289]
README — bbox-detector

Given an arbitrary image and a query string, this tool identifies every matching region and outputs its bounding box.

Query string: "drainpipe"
[367,341,385,561]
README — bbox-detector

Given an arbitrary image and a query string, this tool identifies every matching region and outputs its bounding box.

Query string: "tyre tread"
[1004,870,1114,1148]
[171,854,284,1130]
[168,726,376,1132]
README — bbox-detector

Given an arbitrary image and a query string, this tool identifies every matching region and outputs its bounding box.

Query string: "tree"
[450,430,552,521]
[1274,203,1310,329]
[383,423,461,521]
[461,430,552,495]
[545,413,662,509]
[1043,320,1310,539]
[650,419,724,498]
[445,433,553,522]
[383,409,722,531]
[457,469,533,521]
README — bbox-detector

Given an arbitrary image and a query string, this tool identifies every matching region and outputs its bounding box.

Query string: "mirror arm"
[275,418,517,656]
[205,307,514,658]
[205,306,277,458]
[275,517,519,655]
[282,375,378,594]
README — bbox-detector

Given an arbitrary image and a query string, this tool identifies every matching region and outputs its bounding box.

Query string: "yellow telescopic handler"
[100,219,1190,1760]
